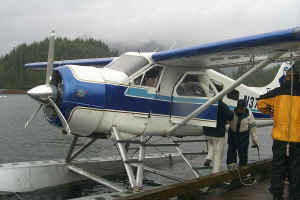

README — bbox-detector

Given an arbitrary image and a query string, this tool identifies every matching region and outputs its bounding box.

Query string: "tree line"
[0,37,118,89]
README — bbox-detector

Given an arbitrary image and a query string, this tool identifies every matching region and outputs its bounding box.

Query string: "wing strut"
[165,51,285,136]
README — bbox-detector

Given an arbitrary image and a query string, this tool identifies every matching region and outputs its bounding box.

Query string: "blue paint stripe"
[124,87,271,119]
[173,96,210,104]
[125,87,212,104]
[152,27,300,61]
[125,87,155,99]
[253,112,272,119]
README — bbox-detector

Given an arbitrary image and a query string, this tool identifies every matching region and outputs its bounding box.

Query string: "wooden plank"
[205,180,281,200]
[120,159,272,200]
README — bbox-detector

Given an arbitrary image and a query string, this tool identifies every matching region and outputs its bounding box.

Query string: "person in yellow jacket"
[257,62,300,200]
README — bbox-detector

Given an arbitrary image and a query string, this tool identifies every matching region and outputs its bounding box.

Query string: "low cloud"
[1,0,299,55]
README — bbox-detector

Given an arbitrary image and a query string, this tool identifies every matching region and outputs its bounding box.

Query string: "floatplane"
[1,27,300,195]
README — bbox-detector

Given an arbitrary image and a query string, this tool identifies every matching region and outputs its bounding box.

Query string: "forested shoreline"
[0,37,118,89]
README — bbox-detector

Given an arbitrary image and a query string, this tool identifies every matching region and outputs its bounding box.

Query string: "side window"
[208,84,216,96]
[227,89,239,100]
[176,74,207,97]
[210,79,224,92]
[133,74,143,86]
[141,66,163,88]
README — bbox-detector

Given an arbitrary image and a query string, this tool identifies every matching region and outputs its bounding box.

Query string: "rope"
[227,147,260,187]
[228,164,257,187]
[235,166,257,186]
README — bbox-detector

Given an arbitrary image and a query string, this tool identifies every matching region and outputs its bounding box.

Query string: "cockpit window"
[106,55,149,76]
[134,74,143,86]
[133,66,163,88]
[210,79,224,92]
[141,66,163,88]
[176,74,207,97]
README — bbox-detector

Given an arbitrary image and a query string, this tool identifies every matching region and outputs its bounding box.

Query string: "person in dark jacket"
[257,62,300,200]
[203,99,233,173]
[226,99,257,168]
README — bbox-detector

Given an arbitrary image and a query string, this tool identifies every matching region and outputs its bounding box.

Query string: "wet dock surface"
[205,180,288,200]
[68,179,289,200]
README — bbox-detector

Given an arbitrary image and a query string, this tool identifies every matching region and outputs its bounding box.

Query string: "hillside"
[0,37,118,89]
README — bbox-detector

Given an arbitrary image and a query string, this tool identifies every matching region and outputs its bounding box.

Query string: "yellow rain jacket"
[257,80,300,142]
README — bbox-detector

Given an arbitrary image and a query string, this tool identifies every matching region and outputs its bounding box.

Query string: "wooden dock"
[119,159,272,200]
[70,180,285,200]
[70,159,283,200]
[204,180,282,200]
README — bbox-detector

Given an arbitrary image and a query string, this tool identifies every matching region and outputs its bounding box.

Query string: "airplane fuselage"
[46,53,271,138]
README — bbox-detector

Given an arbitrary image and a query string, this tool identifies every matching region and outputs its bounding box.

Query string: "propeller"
[48,98,71,135]
[25,104,43,128]
[45,30,55,84]
[25,30,71,135]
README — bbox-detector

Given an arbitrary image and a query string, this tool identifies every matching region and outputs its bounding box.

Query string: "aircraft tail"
[250,62,291,94]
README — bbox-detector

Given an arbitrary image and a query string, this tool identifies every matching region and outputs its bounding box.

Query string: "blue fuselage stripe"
[51,66,271,127]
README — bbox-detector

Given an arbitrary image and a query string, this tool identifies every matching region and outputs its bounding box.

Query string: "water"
[0,95,274,199]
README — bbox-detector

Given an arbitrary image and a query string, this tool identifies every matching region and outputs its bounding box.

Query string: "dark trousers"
[226,130,249,166]
[269,140,300,200]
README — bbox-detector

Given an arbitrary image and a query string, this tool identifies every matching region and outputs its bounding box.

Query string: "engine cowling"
[48,65,106,136]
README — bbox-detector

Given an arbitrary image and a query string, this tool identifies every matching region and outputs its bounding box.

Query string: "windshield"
[106,55,149,76]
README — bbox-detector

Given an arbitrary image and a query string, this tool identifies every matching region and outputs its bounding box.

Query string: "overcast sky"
[1,0,299,56]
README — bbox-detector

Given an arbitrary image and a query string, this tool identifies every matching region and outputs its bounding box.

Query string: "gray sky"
[1,0,299,56]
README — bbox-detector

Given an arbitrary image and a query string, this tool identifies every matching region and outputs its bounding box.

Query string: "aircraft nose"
[27,84,57,103]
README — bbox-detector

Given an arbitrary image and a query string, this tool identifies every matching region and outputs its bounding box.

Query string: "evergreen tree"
[0,37,118,89]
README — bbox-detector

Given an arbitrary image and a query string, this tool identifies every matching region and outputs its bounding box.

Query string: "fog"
[1,0,299,55]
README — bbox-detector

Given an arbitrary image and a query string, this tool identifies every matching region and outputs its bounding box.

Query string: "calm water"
[0,95,274,199]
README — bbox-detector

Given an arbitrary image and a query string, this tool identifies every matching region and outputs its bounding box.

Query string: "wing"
[25,57,116,70]
[152,27,300,68]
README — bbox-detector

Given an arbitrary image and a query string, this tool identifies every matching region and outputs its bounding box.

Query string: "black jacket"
[203,101,233,137]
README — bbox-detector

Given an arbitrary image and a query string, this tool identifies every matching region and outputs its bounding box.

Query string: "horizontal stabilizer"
[250,62,293,94]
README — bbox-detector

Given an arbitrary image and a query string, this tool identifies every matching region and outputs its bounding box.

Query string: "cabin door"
[170,72,218,128]
[125,65,164,135]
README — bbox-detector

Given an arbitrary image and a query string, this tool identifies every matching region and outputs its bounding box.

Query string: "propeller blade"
[45,30,55,84]
[48,97,71,135]
[25,104,43,128]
